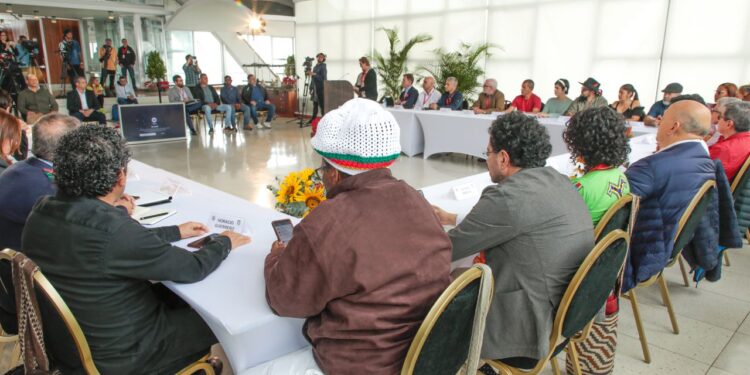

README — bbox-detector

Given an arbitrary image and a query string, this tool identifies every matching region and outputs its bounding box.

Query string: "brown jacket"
[472,90,506,113]
[265,169,452,374]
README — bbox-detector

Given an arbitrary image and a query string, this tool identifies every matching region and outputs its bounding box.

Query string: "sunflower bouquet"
[267,168,327,218]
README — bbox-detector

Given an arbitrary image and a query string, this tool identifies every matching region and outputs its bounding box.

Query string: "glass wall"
[242,35,295,77]
[167,30,193,82]
[296,0,750,104]
[167,31,246,85]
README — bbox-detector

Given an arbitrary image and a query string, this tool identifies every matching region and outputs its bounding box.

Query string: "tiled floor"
[2,107,749,374]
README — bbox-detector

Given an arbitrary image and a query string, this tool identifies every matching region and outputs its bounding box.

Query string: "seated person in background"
[0,110,22,175]
[623,100,714,291]
[707,97,741,145]
[565,77,608,116]
[506,79,542,113]
[87,76,105,108]
[394,73,419,109]
[195,73,232,134]
[0,114,78,250]
[220,75,252,130]
[22,125,250,374]
[240,74,275,130]
[115,76,138,105]
[715,82,740,103]
[644,82,682,126]
[740,84,750,102]
[564,107,631,225]
[260,98,451,374]
[67,76,107,125]
[610,84,644,121]
[541,78,572,116]
[431,76,463,110]
[17,73,58,123]
[433,112,594,369]
[168,74,200,135]
[472,78,505,114]
[416,76,441,109]
[709,101,750,181]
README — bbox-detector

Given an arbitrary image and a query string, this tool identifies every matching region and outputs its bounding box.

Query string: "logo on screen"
[151,117,157,124]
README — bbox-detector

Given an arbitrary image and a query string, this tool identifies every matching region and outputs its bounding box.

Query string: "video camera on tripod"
[58,40,73,63]
[20,39,39,57]
[303,56,314,74]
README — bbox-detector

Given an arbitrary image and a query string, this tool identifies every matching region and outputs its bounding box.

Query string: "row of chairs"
[190,109,268,133]
[0,166,740,374]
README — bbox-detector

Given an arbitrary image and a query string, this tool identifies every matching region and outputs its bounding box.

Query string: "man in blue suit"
[395,73,419,109]
[0,114,80,250]
[624,100,715,291]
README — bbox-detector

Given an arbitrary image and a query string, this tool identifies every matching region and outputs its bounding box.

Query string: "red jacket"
[709,131,750,181]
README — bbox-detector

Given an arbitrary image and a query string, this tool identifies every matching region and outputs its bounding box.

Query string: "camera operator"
[306,52,326,124]
[60,29,84,84]
[16,36,38,71]
[182,54,201,94]
[98,38,117,93]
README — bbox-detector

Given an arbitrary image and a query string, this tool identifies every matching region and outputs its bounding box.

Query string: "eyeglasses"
[712,109,725,120]
[481,150,498,157]
[483,85,493,88]
[313,164,329,179]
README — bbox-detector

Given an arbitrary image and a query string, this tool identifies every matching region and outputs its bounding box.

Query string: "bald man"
[17,74,58,123]
[622,100,716,291]
[416,76,441,109]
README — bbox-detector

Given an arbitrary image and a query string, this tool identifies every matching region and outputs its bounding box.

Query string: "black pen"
[140,212,169,220]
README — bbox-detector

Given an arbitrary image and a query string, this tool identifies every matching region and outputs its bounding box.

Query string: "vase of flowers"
[267,168,326,218]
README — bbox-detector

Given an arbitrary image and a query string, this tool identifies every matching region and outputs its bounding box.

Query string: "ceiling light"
[249,13,266,37]
[51,16,57,24]
[5,4,11,13]
[108,11,115,20]
[33,10,39,19]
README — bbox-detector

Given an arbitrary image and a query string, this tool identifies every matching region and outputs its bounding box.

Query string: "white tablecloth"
[388,109,657,159]
[125,161,309,374]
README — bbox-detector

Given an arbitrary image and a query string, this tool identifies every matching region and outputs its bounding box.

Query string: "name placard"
[208,213,248,234]
[452,183,478,200]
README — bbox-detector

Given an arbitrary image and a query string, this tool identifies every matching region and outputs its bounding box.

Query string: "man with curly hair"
[564,107,632,225]
[22,126,250,374]
[433,112,594,369]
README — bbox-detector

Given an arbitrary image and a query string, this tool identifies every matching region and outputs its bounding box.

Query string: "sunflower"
[294,185,326,210]
[277,174,303,203]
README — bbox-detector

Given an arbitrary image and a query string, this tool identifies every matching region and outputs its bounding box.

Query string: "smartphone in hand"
[272,219,294,243]
[187,234,218,249]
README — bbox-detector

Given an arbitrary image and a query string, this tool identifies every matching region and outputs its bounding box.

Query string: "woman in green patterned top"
[563,107,632,225]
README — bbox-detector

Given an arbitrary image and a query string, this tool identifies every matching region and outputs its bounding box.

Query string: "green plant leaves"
[372,27,433,100]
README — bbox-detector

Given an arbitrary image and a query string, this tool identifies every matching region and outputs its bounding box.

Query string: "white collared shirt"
[417,89,441,109]
[658,139,709,155]
[78,89,89,110]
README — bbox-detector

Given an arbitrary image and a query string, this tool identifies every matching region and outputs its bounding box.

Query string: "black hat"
[661,82,683,94]
[579,77,601,93]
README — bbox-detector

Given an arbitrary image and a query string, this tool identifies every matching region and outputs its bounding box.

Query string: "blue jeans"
[117,98,138,105]
[201,104,232,129]
[234,104,252,127]
[250,102,275,124]
[121,65,137,89]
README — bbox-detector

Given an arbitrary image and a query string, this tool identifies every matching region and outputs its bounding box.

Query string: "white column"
[133,15,144,88]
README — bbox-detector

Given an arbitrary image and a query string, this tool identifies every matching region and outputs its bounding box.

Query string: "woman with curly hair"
[563,107,631,225]
[0,110,22,175]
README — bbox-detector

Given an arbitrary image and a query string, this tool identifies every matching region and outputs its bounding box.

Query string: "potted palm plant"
[420,42,495,102]
[145,51,168,103]
[372,27,432,104]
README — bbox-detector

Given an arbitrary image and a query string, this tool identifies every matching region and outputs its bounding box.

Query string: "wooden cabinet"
[267,87,297,117]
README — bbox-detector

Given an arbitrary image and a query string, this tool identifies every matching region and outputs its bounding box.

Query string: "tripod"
[288,72,312,128]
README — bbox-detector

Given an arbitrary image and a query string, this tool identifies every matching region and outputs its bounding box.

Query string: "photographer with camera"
[60,29,84,84]
[99,38,117,93]
[118,39,137,91]
[15,36,38,70]
[306,52,326,124]
[182,54,201,94]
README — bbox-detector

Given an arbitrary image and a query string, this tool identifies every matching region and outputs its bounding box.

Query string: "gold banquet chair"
[0,249,214,375]
[594,194,635,243]
[401,264,494,375]
[479,230,630,375]
[622,180,716,363]
[726,154,750,266]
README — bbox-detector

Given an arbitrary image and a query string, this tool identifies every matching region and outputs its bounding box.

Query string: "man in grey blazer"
[168,74,201,135]
[434,112,594,369]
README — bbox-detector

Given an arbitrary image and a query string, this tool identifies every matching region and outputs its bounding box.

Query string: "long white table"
[389,108,657,159]
[125,161,309,374]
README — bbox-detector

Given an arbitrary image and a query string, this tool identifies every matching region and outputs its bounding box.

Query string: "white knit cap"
[311,98,401,175]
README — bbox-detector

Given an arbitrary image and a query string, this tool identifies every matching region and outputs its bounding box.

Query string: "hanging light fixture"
[51,16,57,24]
[33,10,39,19]
[4,4,12,14]
[108,11,115,20]
[248,13,266,38]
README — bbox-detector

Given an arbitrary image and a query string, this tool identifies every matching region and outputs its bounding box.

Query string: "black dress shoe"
[208,129,214,135]
[190,130,197,136]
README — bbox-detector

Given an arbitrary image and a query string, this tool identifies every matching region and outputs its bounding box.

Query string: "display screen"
[119,103,186,144]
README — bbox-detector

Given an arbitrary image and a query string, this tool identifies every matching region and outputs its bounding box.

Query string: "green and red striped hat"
[311,98,401,175]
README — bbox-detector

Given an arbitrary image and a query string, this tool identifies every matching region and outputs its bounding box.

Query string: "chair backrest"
[547,230,629,364]
[594,194,633,243]
[0,249,100,375]
[671,180,716,261]
[0,250,17,335]
[401,264,494,375]
[730,155,750,195]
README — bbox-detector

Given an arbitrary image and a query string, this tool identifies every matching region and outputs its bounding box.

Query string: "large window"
[242,35,295,77]
[168,31,246,85]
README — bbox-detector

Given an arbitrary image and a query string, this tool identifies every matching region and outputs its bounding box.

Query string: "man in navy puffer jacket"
[624,100,715,292]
